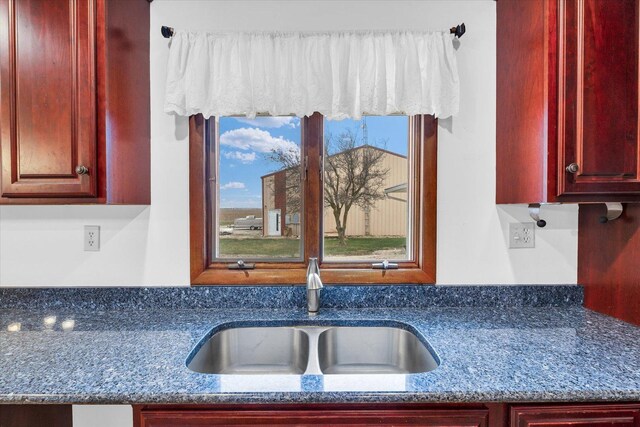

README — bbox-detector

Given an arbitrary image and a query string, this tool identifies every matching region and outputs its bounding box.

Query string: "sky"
[218,115,409,209]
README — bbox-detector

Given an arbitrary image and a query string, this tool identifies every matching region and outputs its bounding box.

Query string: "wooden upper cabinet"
[0,0,97,198]
[559,0,640,196]
[497,0,640,204]
[0,0,150,204]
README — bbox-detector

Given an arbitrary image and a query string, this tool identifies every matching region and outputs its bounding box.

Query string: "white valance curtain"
[164,30,459,120]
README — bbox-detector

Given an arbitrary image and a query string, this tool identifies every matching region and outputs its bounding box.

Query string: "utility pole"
[362,117,371,236]
[362,116,368,146]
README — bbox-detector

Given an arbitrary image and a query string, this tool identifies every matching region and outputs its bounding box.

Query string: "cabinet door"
[558,0,640,197]
[0,0,97,198]
[511,404,640,427]
[0,404,72,427]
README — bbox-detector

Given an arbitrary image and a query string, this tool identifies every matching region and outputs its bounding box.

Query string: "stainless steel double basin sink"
[187,324,439,375]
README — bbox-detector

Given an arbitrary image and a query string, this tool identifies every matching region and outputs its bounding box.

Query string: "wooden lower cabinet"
[135,403,640,427]
[511,404,640,427]
[134,404,491,427]
[0,404,71,427]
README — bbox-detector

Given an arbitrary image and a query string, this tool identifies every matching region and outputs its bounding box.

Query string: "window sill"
[191,267,435,286]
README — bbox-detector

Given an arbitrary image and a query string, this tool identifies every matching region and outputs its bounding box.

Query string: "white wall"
[73,405,132,427]
[0,0,578,287]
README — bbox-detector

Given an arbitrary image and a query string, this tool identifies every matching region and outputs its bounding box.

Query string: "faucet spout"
[306,258,323,314]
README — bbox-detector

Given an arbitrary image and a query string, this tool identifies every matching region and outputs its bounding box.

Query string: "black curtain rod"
[160,23,466,39]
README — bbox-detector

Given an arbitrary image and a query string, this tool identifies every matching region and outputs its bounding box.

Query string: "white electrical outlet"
[84,225,100,251]
[509,222,535,248]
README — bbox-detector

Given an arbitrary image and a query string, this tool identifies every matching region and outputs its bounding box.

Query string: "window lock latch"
[304,155,309,182]
[228,260,255,270]
[372,260,398,270]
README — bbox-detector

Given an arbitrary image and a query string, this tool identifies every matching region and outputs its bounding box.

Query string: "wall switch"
[509,222,535,248]
[84,225,100,251]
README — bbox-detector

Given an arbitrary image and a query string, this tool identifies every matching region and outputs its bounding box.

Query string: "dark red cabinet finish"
[135,404,640,427]
[0,0,150,204]
[559,0,640,197]
[0,404,71,427]
[0,0,97,198]
[497,0,640,203]
[578,203,640,326]
[134,405,490,427]
[511,404,640,427]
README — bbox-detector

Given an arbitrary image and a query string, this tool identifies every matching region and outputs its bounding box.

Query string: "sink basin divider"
[296,326,324,375]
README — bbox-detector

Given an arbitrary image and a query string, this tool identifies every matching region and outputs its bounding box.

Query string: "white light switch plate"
[509,222,535,248]
[84,225,100,251]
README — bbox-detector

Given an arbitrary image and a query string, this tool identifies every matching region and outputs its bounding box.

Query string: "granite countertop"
[0,285,639,404]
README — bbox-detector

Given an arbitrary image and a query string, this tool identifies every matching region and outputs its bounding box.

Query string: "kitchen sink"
[187,324,438,375]
[187,327,310,374]
[317,326,438,374]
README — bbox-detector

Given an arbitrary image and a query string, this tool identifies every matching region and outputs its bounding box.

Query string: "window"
[215,116,303,260]
[189,113,436,285]
[322,116,412,262]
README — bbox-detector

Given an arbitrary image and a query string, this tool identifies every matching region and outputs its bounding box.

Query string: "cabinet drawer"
[137,407,489,427]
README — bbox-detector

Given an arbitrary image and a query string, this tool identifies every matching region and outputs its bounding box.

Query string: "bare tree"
[324,130,388,244]
[267,128,389,245]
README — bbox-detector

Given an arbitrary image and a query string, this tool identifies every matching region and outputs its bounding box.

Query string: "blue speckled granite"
[0,285,583,311]
[0,286,639,404]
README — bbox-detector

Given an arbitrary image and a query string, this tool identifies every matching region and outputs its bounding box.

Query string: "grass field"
[219,236,406,258]
[219,208,262,226]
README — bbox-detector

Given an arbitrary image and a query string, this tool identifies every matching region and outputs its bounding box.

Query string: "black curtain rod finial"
[161,26,174,39]
[450,23,466,38]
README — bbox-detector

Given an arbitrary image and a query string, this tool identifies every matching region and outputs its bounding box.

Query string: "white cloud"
[235,117,299,128]
[220,181,246,190]
[222,151,257,164]
[220,127,300,157]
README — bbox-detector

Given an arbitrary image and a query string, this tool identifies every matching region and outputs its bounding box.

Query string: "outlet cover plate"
[509,222,535,249]
[84,225,100,252]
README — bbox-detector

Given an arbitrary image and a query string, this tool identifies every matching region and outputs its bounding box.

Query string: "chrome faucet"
[306,258,323,314]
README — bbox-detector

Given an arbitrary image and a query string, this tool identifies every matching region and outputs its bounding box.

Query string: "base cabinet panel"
[135,406,489,427]
[511,404,640,427]
[136,404,640,427]
[0,404,71,427]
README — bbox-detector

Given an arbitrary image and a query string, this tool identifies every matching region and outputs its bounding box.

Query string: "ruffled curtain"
[164,30,459,120]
